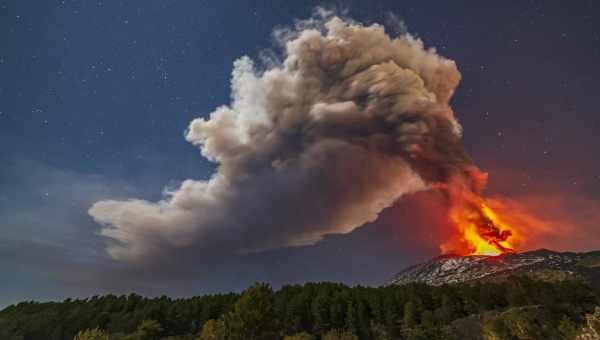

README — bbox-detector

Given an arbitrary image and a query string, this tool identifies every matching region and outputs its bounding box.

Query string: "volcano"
[388,249,600,288]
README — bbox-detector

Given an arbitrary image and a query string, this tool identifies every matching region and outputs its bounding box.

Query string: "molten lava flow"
[441,191,521,256]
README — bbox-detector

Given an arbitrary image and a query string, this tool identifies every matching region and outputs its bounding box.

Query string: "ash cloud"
[89,12,477,265]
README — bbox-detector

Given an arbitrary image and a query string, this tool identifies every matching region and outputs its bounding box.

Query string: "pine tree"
[225,283,278,340]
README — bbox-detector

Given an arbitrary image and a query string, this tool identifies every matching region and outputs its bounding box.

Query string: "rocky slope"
[389,249,600,287]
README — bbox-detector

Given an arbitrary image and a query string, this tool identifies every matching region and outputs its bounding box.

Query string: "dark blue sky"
[2,0,600,307]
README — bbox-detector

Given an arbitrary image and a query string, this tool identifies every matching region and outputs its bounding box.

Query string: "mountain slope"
[389,249,600,288]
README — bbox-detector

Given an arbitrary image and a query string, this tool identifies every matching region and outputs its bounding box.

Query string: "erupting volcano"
[90,13,559,265]
[445,195,518,256]
[435,170,526,257]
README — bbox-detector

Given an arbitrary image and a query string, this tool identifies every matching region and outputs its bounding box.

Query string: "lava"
[441,190,521,256]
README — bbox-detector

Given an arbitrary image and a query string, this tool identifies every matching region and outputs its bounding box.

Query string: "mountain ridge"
[388,248,600,287]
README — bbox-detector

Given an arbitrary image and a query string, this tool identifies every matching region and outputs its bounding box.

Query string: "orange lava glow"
[441,192,522,256]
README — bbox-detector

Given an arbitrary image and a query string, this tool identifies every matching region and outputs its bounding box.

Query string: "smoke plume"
[89,12,481,264]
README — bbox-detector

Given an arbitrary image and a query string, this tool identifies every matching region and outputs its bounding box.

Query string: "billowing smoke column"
[89,14,486,264]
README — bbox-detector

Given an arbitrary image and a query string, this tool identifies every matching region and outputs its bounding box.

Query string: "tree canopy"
[0,276,598,340]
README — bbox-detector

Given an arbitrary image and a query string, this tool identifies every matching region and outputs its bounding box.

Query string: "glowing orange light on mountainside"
[441,191,523,256]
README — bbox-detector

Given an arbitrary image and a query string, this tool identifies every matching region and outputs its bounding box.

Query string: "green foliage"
[404,326,447,340]
[197,319,226,340]
[500,309,544,339]
[482,307,570,340]
[482,316,512,340]
[224,283,278,340]
[0,276,597,340]
[73,328,109,340]
[558,316,578,339]
[161,336,195,340]
[403,301,417,328]
[368,321,390,340]
[282,331,315,340]
[123,320,163,340]
[321,329,358,340]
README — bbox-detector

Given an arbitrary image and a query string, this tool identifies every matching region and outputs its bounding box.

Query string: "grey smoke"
[89,13,476,264]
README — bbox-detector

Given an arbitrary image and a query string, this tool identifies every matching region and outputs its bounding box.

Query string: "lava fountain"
[445,195,519,256]
[435,171,524,257]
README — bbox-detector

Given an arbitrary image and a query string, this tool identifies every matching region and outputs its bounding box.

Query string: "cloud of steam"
[89,12,476,264]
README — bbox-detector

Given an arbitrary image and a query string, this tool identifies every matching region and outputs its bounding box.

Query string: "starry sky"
[2,0,600,307]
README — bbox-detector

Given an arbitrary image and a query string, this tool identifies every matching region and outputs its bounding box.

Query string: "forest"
[1,276,599,340]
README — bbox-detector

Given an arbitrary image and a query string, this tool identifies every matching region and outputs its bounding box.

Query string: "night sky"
[2,0,600,307]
